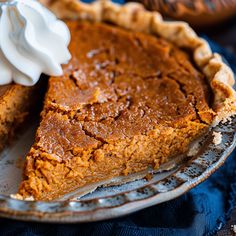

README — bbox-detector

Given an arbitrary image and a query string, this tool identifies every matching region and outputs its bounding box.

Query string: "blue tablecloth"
[0,33,236,236]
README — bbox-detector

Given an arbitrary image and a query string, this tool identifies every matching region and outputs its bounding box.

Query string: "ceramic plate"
[0,115,235,223]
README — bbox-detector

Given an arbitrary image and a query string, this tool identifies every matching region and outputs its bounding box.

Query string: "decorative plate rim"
[0,116,235,223]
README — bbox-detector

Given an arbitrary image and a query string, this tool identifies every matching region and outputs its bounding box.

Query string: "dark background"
[202,16,236,236]
[207,17,236,55]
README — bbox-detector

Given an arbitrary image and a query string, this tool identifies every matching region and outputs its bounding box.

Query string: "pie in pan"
[17,0,236,200]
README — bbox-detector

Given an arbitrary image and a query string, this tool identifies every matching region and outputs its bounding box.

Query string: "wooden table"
[205,16,236,236]
[218,210,236,236]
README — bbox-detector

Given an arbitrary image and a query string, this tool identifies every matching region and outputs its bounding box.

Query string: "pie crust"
[40,0,236,125]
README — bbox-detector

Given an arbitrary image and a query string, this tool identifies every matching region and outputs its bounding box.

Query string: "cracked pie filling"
[18,21,216,200]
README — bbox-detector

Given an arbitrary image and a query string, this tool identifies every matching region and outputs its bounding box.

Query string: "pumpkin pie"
[0,81,45,152]
[18,0,236,200]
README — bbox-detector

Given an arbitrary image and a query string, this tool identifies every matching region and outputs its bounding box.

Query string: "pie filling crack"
[18,0,236,200]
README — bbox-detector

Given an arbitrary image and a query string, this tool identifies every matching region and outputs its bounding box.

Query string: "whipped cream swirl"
[0,0,71,86]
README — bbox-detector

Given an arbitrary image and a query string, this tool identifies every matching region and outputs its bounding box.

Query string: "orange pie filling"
[18,21,215,200]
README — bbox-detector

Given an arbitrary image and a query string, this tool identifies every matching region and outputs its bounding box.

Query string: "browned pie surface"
[19,21,215,200]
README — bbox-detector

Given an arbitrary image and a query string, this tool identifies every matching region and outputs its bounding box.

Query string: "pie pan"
[0,115,235,223]
[0,0,235,223]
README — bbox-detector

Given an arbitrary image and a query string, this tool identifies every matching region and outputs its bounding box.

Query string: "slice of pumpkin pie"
[18,0,236,200]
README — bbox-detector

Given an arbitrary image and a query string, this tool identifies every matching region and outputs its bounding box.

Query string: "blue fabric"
[0,38,235,236]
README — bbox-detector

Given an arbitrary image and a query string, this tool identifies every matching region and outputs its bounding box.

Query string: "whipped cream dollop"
[0,0,71,86]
